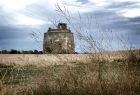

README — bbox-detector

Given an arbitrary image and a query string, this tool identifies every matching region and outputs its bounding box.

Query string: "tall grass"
[0,53,140,95]
[32,55,140,95]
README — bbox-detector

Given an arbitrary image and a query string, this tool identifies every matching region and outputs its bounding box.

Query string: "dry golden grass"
[0,54,91,66]
[0,50,140,95]
[0,49,139,65]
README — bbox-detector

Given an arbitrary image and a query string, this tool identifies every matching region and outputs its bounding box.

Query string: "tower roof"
[47,23,71,32]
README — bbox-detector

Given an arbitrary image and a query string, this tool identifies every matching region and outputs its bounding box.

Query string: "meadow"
[0,50,140,95]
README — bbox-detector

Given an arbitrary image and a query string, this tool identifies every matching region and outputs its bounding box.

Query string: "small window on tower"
[59,43,61,51]
[60,25,62,29]
[50,40,52,44]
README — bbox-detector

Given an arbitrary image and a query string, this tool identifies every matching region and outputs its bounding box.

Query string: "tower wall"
[43,23,74,54]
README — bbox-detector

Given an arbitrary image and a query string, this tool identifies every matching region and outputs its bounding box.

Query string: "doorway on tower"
[46,47,52,53]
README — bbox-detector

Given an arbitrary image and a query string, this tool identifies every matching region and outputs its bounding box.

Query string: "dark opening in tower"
[58,23,67,29]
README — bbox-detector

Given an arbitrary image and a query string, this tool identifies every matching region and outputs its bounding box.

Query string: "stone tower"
[43,23,75,54]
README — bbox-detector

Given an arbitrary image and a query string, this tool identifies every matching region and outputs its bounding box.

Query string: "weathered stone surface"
[43,23,75,54]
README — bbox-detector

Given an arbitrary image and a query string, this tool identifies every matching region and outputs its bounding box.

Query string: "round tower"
[43,23,75,54]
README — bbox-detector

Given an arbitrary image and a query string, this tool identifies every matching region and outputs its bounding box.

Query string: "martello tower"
[43,23,75,54]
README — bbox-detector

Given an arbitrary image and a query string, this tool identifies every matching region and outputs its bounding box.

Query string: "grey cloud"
[18,3,56,21]
[0,24,50,40]
[62,0,93,7]
[0,38,40,51]
[0,7,7,23]
[107,1,140,9]
[0,2,64,51]
[123,17,140,37]
[0,24,46,51]
[110,17,140,31]
[0,7,17,25]
[0,25,30,40]
[129,17,140,23]
[80,5,140,32]
[71,6,140,50]
[74,0,89,4]
[79,9,122,30]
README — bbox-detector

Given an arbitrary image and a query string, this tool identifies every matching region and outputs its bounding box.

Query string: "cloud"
[107,1,139,9]
[119,0,140,2]
[0,7,17,25]
[16,14,46,25]
[121,9,140,17]
[89,0,110,6]
[76,0,89,4]
[67,2,140,50]
[0,25,29,39]
[0,38,40,51]
[0,2,52,51]
[18,3,53,21]
[0,24,46,51]
[0,0,38,12]
[107,1,140,17]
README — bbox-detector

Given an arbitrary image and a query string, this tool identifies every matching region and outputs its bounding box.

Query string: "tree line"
[0,49,43,54]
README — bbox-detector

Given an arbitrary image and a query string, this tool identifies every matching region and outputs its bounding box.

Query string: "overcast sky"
[0,0,140,52]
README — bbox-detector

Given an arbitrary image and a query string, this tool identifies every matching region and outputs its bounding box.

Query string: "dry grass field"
[0,54,91,66]
[0,50,140,65]
[0,50,140,95]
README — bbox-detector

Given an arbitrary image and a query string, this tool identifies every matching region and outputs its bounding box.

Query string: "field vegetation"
[0,52,140,95]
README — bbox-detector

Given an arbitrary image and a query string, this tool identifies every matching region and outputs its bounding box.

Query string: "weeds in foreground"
[1,53,139,95]
[33,57,140,95]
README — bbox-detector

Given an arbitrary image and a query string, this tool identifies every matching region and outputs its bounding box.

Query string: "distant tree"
[24,51,28,54]
[2,50,8,54]
[10,49,20,54]
[74,52,79,54]
[29,50,34,54]
[34,49,38,54]
[22,50,30,54]
[38,51,43,54]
